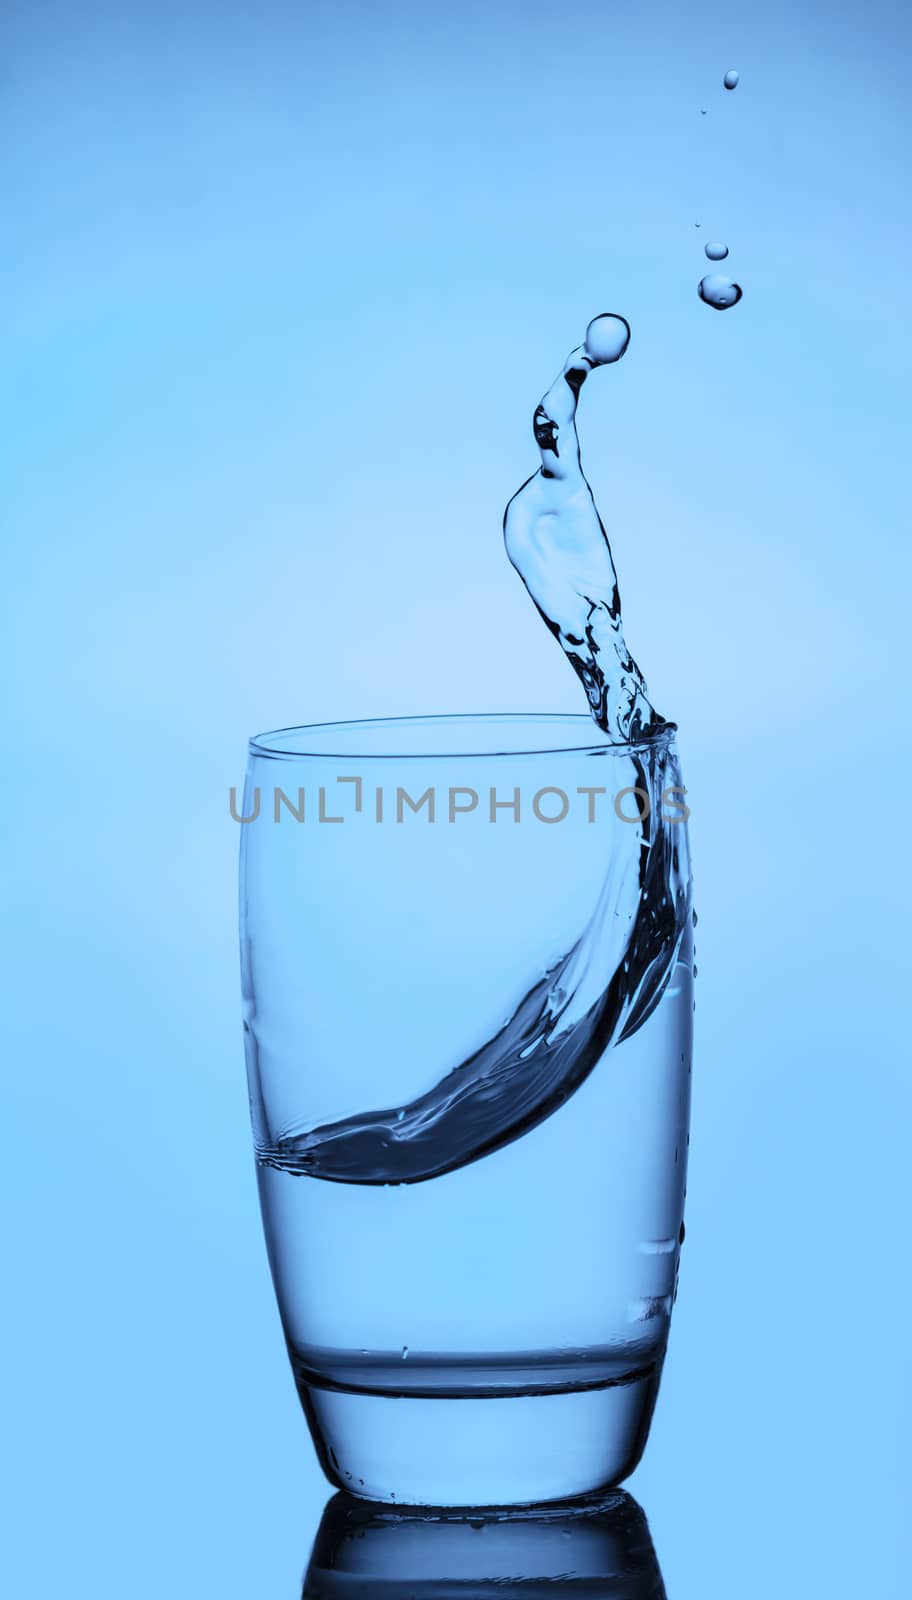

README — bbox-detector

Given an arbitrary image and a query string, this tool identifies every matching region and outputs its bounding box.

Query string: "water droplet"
[700,108,707,115]
[698,273,743,310]
[396,1109,405,1122]
[401,1345,409,1359]
[583,313,631,366]
[694,221,701,228]
[704,241,729,261]
[723,69,739,90]
[679,1220,686,1244]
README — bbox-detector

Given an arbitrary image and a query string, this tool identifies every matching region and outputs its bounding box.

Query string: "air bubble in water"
[583,313,631,367]
[704,241,729,261]
[698,273,743,310]
[723,69,739,90]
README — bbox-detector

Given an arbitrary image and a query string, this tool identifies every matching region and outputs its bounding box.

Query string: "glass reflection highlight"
[302,1488,667,1599]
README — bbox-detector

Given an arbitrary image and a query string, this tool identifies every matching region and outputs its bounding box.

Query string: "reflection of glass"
[241,715,693,1505]
[301,1490,667,1600]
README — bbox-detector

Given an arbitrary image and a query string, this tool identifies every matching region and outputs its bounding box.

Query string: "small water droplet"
[692,908,699,927]
[583,313,631,366]
[704,241,729,261]
[396,1109,405,1122]
[679,1220,686,1244]
[700,108,707,115]
[698,273,743,310]
[401,1345,409,1359]
[723,69,739,90]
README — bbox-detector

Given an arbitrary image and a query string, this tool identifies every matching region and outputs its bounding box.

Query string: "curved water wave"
[261,745,690,1185]
[259,318,691,1186]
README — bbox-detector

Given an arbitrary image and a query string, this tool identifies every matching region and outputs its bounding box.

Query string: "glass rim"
[248,712,678,762]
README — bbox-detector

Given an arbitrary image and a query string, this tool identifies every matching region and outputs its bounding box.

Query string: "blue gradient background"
[4,2,910,1594]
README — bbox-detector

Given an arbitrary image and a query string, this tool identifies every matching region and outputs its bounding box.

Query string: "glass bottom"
[299,1363,663,1507]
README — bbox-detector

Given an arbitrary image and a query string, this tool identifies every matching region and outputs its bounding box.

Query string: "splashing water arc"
[502,314,664,742]
[261,317,692,1186]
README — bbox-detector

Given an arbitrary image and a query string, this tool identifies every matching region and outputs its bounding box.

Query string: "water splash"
[259,320,692,1186]
[704,241,729,261]
[262,736,690,1185]
[723,69,740,90]
[698,273,743,310]
[503,315,663,741]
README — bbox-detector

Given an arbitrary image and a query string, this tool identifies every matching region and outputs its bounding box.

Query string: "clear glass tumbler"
[239,714,693,1506]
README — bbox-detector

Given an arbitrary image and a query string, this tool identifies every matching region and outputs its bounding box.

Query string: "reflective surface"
[301,1490,667,1599]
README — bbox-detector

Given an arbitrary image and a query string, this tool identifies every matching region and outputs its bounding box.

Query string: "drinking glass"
[239,714,693,1506]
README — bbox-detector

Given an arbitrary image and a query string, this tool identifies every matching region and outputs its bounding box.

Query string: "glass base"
[300,1366,662,1507]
